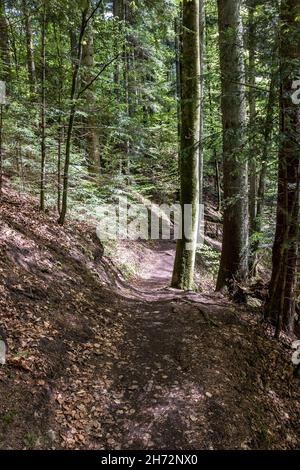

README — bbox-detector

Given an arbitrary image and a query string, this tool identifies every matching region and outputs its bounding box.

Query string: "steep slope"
[0,184,299,450]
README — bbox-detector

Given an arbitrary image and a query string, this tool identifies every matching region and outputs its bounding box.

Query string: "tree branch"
[83,0,103,30]
[77,53,121,98]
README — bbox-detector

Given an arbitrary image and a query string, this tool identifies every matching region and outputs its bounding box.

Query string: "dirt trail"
[97,242,300,450]
[99,242,227,449]
[0,188,299,450]
[134,242,175,290]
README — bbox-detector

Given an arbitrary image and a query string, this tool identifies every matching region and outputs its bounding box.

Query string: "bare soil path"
[0,188,299,450]
[97,242,300,450]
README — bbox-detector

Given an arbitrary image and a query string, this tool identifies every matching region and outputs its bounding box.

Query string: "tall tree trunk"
[113,0,122,97]
[171,0,200,290]
[0,0,11,84]
[0,102,3,197]
[198,0,205,206]
[248,0,258,272]
[54,24,64,215]
[113,0,131,174]
[39,4,47,212]
[82,20,100,176]
[205,11,221,212]
[23,0,36,95]
[216,0,249,291]
[113,0,125,99]
[255,66,277,244]
[113,0,124,174]
[265,0,300,337]
[175,15,182,153]
[123,0,131,175]
[58,6,89,226]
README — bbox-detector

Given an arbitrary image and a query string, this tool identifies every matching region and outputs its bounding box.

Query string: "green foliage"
[198,244,220,276]
[2,0,179,214]
[0,0,281,259]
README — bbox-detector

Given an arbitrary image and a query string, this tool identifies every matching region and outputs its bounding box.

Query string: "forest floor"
[0,182,299,450]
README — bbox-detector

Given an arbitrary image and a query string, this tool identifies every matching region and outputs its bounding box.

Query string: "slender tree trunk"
[205,13,221,212]
[0,104,3,197]
[113,0,124,174]
[265,0,300,336]
[175,15,182,153]
[69,30,78,65]
[82,20,100,176]
[57,123,62,214]
[215,156,221,212]
[54,24,64,215]
[113,0,122,98]
[198,0,205,206]
[113,0,130,174]
[39,4,47,212]
[6,15,18,78]
[23,1,36,95]
[248,1,258,273]
[172,0,200,290]
[123,0,131,175]
[255,67,277,240]
[0,0,11,84]
[248,1,257,234]
[216,0,249,291]
[18,140,24,192]
[58,7,89,225]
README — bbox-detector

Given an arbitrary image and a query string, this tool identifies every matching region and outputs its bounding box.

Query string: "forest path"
[98,241,233,449]
[133,241,175,291]
[96,242,292,450]
[1,187,299,450]
[106,240,216,303]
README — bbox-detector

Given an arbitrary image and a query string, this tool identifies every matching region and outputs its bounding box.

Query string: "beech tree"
[199,0,205,206]
[171,0,201,290]
[216,0,249,291]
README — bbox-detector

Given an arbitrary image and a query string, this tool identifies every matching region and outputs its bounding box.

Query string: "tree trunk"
[175,15,182,153]
[198,0,205,206]
[39,4,47,212]
[216,0,249,291]
[23,0,36,95]
[0,0,10,84]
[265,0,300,336]
[171,0,200,291]
[81,20,100,176]
[0,104,3,197]
[123,0,131,175]
[113,0,122,97]
[57,124,63,214]
[58,7,90,226]
[255,65,277,242]
[206,12,221,213]
[248,0,258,272]
[113,0,131,174]
[54,24,64,215]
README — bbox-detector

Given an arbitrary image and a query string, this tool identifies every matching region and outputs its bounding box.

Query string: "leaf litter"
[0,184,299,450]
